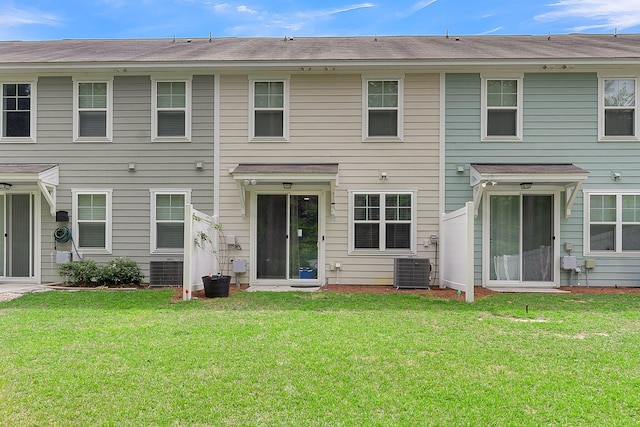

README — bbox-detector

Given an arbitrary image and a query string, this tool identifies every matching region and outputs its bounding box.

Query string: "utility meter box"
[56,251,72,264]
[232,259,247,274]
[561,256,577,270]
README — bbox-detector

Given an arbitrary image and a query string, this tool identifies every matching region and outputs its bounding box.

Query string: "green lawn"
[1,289,639,426]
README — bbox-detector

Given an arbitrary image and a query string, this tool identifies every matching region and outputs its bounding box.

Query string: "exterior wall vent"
[149,260,183,287]
[394,258,430,289]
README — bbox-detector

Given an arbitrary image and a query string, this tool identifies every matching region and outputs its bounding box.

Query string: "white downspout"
[213,74,221,219]
[438,72,446,288]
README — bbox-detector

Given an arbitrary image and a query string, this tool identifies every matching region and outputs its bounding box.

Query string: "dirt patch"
[172,284,640,303]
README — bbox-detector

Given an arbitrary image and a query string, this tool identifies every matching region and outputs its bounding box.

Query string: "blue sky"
[3,0,640,41]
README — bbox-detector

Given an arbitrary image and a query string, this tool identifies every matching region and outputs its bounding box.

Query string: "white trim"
[362,76,404,142]
[72,78,113,142]
[597,75,639,141]
[248,77,290,142]
[481,75,523,142]
[0,79,37,143]
[151,77,192,142]
[71,189,113,255]
[149,189,192,255]
[347,190,417,256]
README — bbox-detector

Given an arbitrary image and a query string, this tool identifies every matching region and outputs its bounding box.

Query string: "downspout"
[438,72,446,288]
[213,74,221,219]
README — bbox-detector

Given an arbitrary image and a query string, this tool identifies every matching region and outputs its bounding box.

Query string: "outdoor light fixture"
[283,182,293,189]
[520,182,533,190]
[0,182,12,190]
[481,180,497,188]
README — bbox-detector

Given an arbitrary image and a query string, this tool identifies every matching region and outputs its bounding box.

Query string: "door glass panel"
[257,195,287,279]
[290,195,318,280]
[0,195,4,276]
[490,195,520,281]
[522,195,553,282]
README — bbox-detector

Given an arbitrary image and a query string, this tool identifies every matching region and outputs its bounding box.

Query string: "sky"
[2,0,640,41]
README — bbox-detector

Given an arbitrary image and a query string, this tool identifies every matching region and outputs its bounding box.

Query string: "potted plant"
[194,220,232,298]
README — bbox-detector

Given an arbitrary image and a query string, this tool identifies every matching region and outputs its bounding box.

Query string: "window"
[151,190,191,253]
[350,191,415,253]
[364,79,403,139]
[586,192,640,253]
[482,77,522,141]
[73,80,112,141]
[152,79,191,141]
[1,82,35,141]
[250,79,288,140]
[72,190,112,253]
[600,78,637,139]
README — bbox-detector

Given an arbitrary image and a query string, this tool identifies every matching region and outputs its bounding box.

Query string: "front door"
[488,194,555,285]
[255,193,320,284]
[0,194,34,279]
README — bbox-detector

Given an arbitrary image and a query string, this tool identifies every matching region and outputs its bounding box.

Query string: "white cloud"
[237,5,257,14]
[1,6,60,28]
[536,0,640,31]
[479,26,503,35]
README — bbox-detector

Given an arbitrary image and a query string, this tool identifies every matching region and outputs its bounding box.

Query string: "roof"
[0,164,58,174]
[470,163,588,175]
[2,34,640,65]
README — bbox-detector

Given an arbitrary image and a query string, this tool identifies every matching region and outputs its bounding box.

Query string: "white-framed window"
[72,189,112,254]
[73,79,113,142]
[481,76,523,141]
[1,81,36,142]
[349,191,416,254]
[249,78,289,141]
[585,191,640,254]
[150,189,191,254]
[363,77,403,140]
[599,77,638,140]
[152,78,192,141]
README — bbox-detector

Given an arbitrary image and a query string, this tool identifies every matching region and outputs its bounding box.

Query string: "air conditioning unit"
[394,258,430,289]
[149,260,183,287]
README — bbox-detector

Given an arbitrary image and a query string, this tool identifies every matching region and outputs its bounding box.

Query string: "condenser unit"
[149,260,183,287]
[394,258,430,289]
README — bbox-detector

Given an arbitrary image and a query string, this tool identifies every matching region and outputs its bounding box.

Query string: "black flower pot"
[202,275,231,298]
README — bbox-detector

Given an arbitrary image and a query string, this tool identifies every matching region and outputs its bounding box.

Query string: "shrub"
[58,258,144,287]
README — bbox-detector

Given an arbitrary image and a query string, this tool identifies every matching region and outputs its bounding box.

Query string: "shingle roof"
[470,164,588,175]
[2,34,640,65]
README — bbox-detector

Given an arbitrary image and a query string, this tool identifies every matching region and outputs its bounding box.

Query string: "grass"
[1,290,640,426]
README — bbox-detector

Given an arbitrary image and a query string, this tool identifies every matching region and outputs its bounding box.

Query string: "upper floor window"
[150,189,191,254]
[152,79,191,141]
[600,78,637,140]
[73,80,112,141]
[250,79,288,140]
[482,77,523,141]
[364,78,403,140]
[350,191,415,254]
[1,82,35,142]
[586,192,640,254]
[72,189,112,254]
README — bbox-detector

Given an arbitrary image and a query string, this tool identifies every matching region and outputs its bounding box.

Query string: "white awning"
[470,163,589,218]
[231,163,339,216]
[0,164,59,216]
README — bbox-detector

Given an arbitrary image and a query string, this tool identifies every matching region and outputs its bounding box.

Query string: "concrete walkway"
[0,283,51,302]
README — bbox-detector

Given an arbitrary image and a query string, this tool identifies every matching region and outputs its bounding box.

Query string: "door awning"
[470,163,589,218]
[0,164,59,216]
[231,163,339,216]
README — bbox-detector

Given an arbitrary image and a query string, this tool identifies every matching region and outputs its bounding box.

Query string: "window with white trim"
[586,192,640,253]
[364,79,403,139]
[482,77,522,140]
[250,79,288,140]
[73,80,112,141]
[350,191,415,253]
[600,78,637,139]
[72,189,112,253]
[1,82,35,141]
[152,79,191,141]
[151,190,191,253]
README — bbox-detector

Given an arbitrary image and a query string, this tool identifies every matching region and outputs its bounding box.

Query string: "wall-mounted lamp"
[481,180,497,188]
[283,182,293,190]
[379,171,388,181]
[0,182,12,190]
[243,179,257,186]
[520,182,533,190]
[612,171,622,181]
[127,162,137,172]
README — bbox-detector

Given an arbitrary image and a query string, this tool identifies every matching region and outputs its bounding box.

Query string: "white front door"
[253,192,323,285]
[0,193,35,279]
[486,193,557,286]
